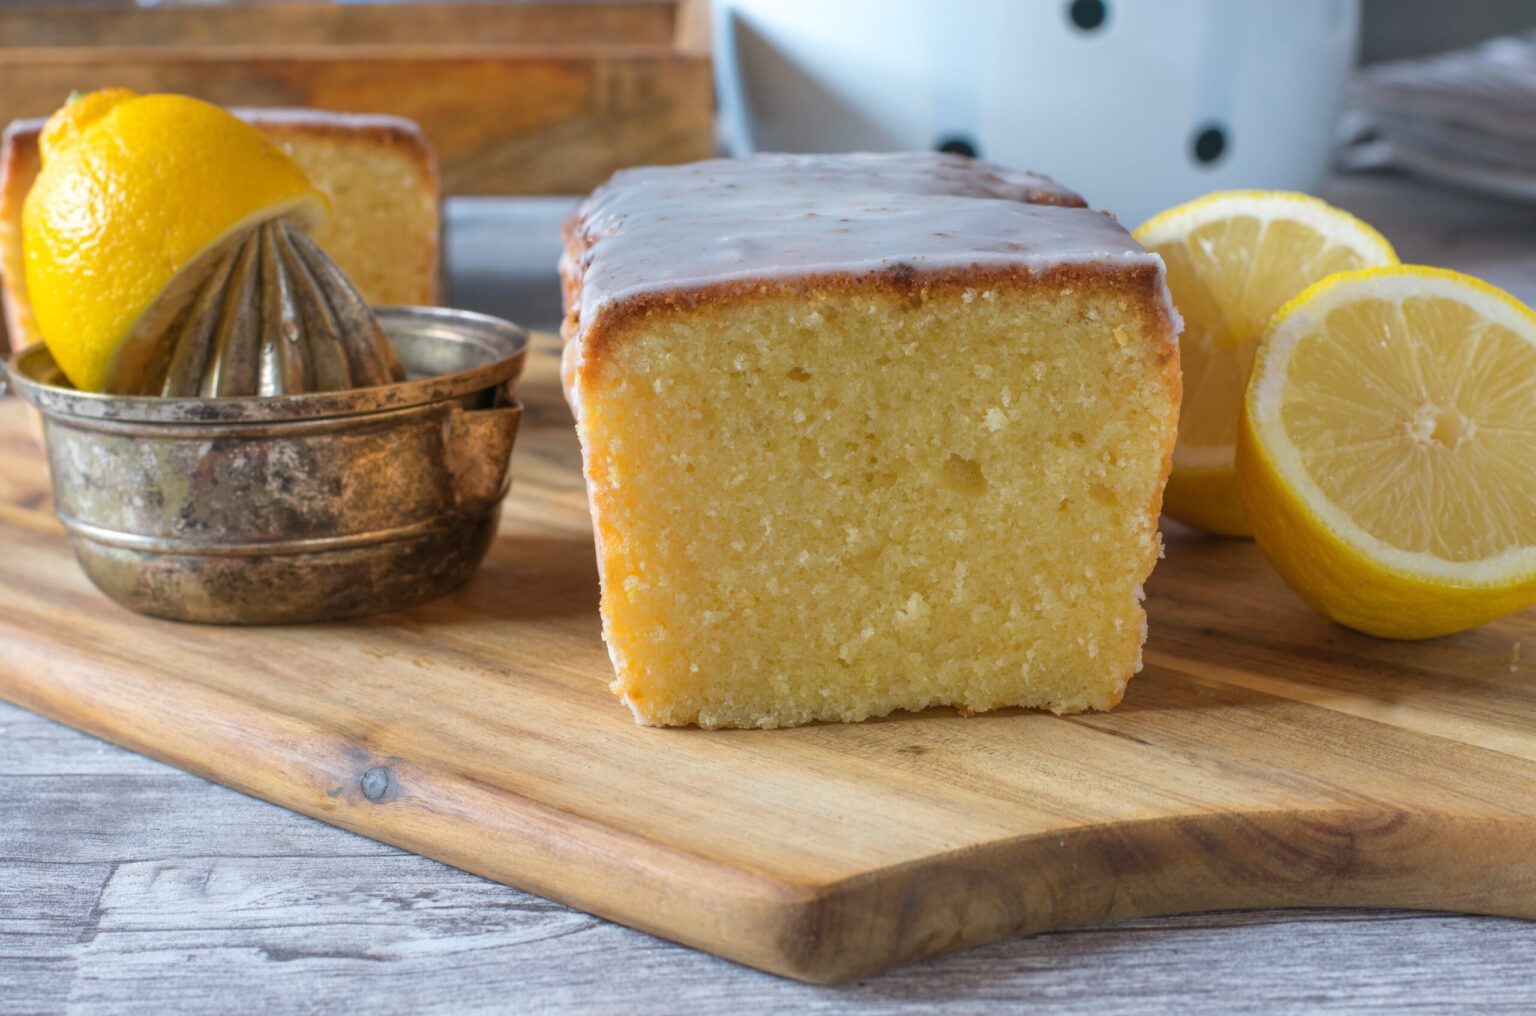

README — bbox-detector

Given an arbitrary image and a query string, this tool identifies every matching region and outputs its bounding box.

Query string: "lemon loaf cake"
[561,152,1182,729]
[0,108,440,353]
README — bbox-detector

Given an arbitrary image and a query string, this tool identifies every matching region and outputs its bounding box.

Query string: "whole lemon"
[22,89,327,392]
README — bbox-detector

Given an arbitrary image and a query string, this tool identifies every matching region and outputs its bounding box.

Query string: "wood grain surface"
[0,2,714,196]
[1,334,1533,985]
[0,2,684,49]
[7,704,1536,1016]
[9,698,1536,1016]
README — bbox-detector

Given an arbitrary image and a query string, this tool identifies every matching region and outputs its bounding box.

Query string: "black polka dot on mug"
[1192,124,1228,165]
[1069,0,1108,32]
[936,136,979,158]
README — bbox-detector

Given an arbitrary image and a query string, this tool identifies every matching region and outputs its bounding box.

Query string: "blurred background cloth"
[1346,29,1536,202]
[1357,0,1534,63]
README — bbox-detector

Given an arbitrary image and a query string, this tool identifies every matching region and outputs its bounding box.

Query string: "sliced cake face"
[0,110,440,354]
[563,153,1181,729]
[250,112,441,314]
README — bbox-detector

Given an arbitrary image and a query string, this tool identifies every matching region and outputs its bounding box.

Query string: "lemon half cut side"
[1134,191,1399,535]
[1238,265,1536,639]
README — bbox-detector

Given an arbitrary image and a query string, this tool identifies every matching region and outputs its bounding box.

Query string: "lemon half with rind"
[23,90,327,392]
[1134,191,1399,536]
[1238,265,1536,639]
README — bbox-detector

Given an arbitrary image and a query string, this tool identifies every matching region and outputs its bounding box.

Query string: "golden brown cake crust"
[575,261,1180,376]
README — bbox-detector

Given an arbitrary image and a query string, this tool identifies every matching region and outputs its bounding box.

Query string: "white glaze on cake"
[229,108,430,140]
[4,108,429,144]
[564,152,1173,333]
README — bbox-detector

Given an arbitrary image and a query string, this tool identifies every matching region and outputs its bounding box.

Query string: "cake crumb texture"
[577,272,1177,728]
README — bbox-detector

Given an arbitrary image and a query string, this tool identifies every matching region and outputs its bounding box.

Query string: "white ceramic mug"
[711,0,1360,226]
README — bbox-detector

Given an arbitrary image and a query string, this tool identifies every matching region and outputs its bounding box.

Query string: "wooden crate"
[0,1,715,196]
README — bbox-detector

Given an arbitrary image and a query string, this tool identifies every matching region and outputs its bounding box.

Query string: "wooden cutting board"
[2,335,1534,984]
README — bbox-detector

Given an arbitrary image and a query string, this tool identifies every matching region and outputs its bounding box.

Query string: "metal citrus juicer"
[4,216,529,623]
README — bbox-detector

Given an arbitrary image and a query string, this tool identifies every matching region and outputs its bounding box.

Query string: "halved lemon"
[1134,192,1398,535]
[1238,266,1536,639]
[23,89,326,393]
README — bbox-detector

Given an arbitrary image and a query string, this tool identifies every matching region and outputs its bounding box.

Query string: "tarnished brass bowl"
[4,307,529,624]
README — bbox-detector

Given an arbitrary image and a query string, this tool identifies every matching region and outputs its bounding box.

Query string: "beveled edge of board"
[5,620,1536,984]
[791,806,1536,981]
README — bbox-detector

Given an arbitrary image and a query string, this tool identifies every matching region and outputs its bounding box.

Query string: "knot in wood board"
[360,765,391,801]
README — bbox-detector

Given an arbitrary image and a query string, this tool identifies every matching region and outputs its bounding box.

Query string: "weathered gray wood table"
[5,172,1536,1015]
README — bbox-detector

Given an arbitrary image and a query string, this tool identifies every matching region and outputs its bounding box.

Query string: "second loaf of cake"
[561,152,1181,728]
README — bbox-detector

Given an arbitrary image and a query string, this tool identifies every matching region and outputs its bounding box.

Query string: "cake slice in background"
[0,107,441,355]
[561,152,1182,729]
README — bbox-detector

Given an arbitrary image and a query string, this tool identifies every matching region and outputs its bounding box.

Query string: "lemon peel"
[23,89,327,392]
[1134,191,1398,535]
